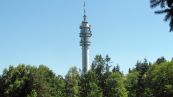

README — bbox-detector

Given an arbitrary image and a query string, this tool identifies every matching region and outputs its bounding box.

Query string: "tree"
[26,90,37,97]
[52,75,66,97]
[0,64,66,97]
[125,59,151,97]
[91,55,106,74]
[150,0,173,32]
[0,65,35,97]
[146,61,173,97]
[105,55,111,72]
[112,64,122,74]
[65,67,80,97]
[91,55,112,96]
[33,65,65,97]
[1,56,173,97]
[80,71,102,97]
[0,74,4,97]
[105,72,128,97]
[125,71,139,97]
[155,56,167,64]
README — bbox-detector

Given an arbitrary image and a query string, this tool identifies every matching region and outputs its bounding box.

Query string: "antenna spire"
[83,0,87,22]
[84,0,86,15]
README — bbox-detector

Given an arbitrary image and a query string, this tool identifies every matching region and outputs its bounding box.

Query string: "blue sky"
[0,0,173,75]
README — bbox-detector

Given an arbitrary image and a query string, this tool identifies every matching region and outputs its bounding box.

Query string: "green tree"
[80,71,102,97]
[91,55,112,96]
[147,61,173,97]
[125,71,139,97]
[33,65,65,97]
[0,73,4,97]
[52,75,66,97]
[125,59,151,97]
[112,65,120,73]
[105,55,111,72]
[65,67,80,97]
[0,64,65,97]
[26,90,37,97]
[155,56,167,64]
[135,60,151,97]
[0,65,34,97]
[105,72,128,97]
[91,55,106,74]
[150,0,173,31]
[112,64,123,76]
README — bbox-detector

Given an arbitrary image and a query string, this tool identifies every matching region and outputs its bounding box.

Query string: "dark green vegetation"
[150,0,173,31]
[0,55,173,97]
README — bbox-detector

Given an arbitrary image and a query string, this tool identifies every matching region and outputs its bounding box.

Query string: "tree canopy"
[150,0,173,32]
[0,56,173,97]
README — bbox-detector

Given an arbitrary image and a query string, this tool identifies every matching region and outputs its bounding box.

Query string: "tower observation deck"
[79,0,92,74]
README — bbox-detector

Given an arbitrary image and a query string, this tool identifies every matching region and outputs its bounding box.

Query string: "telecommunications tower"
[79,0,92,74]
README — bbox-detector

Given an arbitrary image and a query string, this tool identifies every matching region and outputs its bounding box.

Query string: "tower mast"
[80,0,92,74]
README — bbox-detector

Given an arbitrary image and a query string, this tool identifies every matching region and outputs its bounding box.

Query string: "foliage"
[125,59,151,97]
[91,55,112,96]
[146,61,173,97]
[125,71,139,97]
[0,64,65,97]
[27,90,37,97]
[80,71,102,97]
[105,72,128,97]
[150,0,173,31]
[0,55,173,97]
[65,67,80,97]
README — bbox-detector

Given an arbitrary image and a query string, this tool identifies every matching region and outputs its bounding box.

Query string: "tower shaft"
[80,20,92,74]
[82,46,89,73]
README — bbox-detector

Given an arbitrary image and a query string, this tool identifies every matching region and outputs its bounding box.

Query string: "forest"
[0,55,173,97]
[1,0,173,97]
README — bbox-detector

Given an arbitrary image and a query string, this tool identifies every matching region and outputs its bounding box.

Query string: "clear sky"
[0,0,173,76]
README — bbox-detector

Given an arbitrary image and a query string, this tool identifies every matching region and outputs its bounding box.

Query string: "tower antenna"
[83,0,87,21]
[84,0,86,15]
